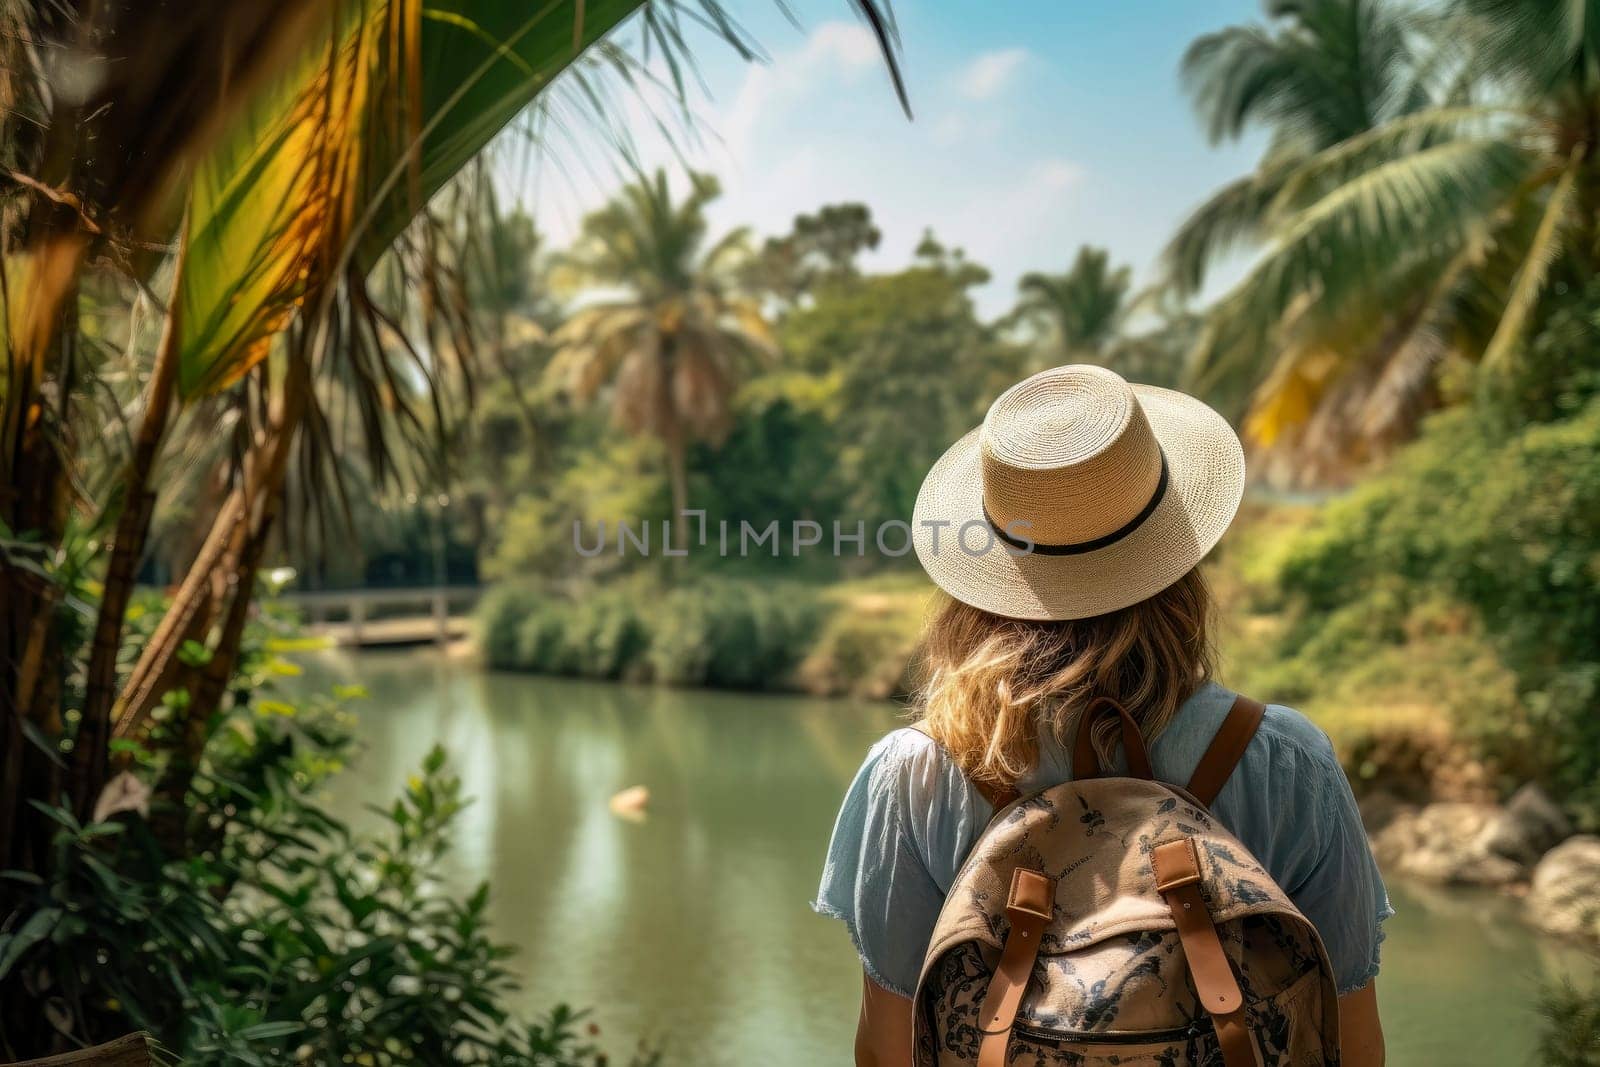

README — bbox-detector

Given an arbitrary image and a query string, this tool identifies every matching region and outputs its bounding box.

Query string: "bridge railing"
[280,585,482,645]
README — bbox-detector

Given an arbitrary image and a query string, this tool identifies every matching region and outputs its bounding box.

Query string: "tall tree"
[547,170,776,524]
[1013,246,1133,364]
[778,241,1020,524]
[744,201,882,306]
[1171,0,1600,481]
[1166,0,1425,298]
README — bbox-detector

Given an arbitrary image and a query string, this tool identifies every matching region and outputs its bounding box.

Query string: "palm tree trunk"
[110,491,244,740]
[656,331,689,569]
[72,240,186,821]
[112,348,309,744]
[665,429,688,532]
[141,353,308,853]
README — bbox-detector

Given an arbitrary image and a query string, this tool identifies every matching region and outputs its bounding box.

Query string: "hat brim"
[912,384,1245,621]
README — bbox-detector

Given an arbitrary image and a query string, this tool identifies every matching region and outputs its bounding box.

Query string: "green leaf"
[0,906,62,979]
[422,744,447,775]
[235,1020,306,1041]
[19,718,65,769]
[1481,149,1580,373]
[174,0,648,399]
[25,800,79,832]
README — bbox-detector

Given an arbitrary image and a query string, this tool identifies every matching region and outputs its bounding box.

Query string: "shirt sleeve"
[1270,725,1394,996]
[812,728,988,997]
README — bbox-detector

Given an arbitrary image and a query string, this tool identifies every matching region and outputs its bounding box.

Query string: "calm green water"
[303,649,1595,1066]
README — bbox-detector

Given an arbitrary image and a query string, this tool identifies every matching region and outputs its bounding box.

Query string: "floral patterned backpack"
[911,695,1341,1067]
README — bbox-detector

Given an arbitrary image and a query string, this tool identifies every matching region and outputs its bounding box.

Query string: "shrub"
[479,585,549,670]
[562,589,650,681]
[1263,397,1600,821]
[796,582,928,699]
[645,577,824,689]
[480,576,826,690]
[516,601,579,675]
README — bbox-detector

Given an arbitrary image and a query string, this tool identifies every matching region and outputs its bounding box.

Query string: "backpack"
[910,695,1341,1067]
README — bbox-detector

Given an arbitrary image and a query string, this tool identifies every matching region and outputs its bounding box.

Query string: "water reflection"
[304,650,1596,1066]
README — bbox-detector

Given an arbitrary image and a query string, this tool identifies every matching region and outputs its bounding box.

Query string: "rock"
[1482,784,1572,866]
[1371,802,1527,886]
[1356,789,1408,833]
[1527,835,1600,938]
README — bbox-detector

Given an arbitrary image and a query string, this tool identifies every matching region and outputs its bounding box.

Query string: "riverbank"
[477,570,929,699]
[474,576,1600,942]
[476,502,1485,803]
[475,473,1600,945]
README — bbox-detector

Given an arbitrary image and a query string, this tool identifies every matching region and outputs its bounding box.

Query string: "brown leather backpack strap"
[1186,694,1266,807]
[906,721,1019,811]
[1070,696,1154,781]
[976,868,1054,1067]
[1152,839,1260,1067]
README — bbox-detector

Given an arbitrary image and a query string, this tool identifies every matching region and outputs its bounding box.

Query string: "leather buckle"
[1005,867,1054,922]
[1152,838,1203,893]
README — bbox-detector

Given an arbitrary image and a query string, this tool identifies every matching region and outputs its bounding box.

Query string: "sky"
[502,0,1269,316]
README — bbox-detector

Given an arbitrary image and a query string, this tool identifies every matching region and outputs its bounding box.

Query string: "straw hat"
[912,364,1244,621]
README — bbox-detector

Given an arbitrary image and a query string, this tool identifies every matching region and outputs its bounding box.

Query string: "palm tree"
[1177,0,1600,481]
[548,169,776,523]
[1013,246,1132,364]
[1167,0,1427,298]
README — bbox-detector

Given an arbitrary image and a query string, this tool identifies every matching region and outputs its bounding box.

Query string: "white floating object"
[609,785,651,820]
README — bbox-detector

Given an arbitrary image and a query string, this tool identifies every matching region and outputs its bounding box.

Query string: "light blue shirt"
[814,681,1392,998]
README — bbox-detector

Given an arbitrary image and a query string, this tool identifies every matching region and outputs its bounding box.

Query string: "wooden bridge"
[282,585,482,648]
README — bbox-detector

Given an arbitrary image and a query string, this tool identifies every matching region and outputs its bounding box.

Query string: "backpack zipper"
[1012,1017,1213,1047]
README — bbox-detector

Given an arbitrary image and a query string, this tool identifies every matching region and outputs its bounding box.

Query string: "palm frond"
[1480,147,1580,372]
[1162,168,1285,296]
[1266,103,1522,220]
[1197,136,1536,394]
[1182,0,1418,149]
[1453,0,1600,95]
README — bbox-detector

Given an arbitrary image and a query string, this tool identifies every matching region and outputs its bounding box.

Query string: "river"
[303,648,1595,1066]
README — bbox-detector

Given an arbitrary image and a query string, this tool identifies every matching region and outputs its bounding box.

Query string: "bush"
[479,585,549,670]
[1261,397,1600,821]
[479,576,826,691]
[645,577,824,689]
[561,590,650,680]
[516,601,579,675]
[795,580,929,699]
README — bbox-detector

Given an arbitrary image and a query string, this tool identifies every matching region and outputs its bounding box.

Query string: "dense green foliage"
[1242,289,1600,819]
[1538,980,1600,1067]
[480,577,827,690]
[0,608,647,1065]
[480,213,1042,583]
[1170,0,1600,480]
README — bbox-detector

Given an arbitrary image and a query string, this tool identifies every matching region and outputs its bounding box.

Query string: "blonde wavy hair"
[915,568,1216,790]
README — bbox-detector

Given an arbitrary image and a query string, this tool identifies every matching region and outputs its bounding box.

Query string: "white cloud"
[956,48,1029,101]
[720,22,884,169]
[1029,159,1084,192]
[930,109,1009,147]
